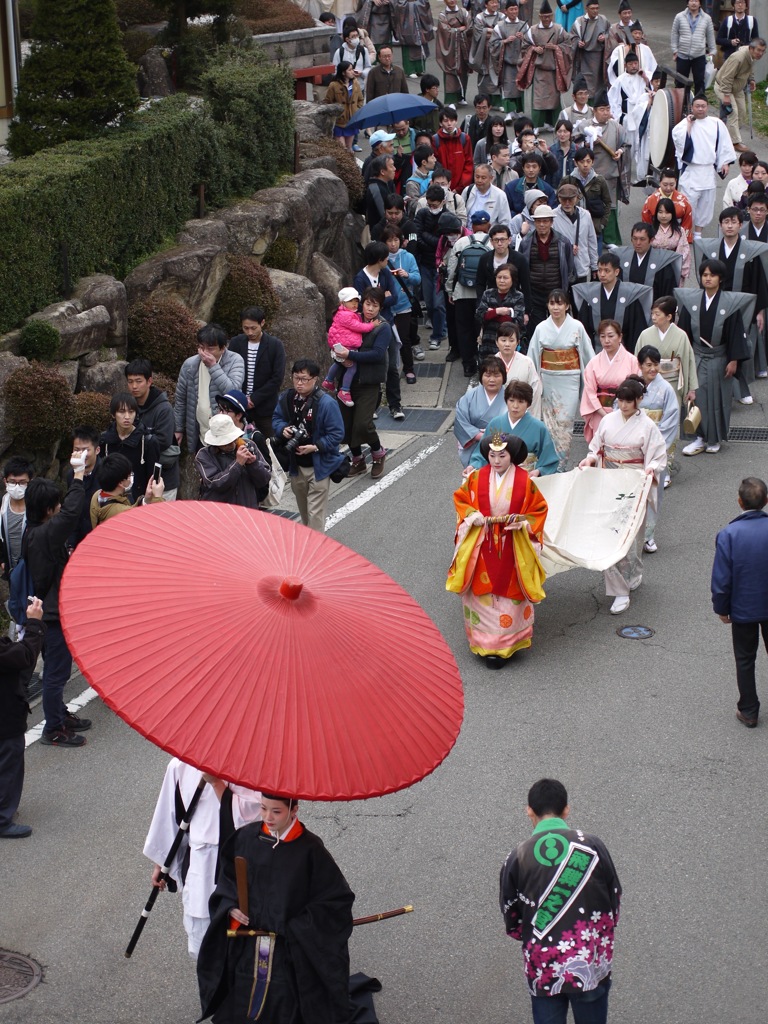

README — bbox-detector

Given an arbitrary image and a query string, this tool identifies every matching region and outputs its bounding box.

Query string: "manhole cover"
[616,625,655,640]
[0,950,43,1004]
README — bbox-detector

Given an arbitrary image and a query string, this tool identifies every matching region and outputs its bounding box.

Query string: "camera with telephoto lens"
[283,423,310,454]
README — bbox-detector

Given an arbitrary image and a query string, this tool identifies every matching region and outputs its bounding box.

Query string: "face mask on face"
[348,35,359,44]
[6,483,27,500]
[447,233,460,243]
[126,474,135,493]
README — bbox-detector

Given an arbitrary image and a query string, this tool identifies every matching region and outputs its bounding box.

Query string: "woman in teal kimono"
[454,356,508,468]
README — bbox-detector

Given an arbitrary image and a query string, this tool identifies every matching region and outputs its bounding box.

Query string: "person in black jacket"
[364,154,397,233]
[0,597,45,837]
[228,307,287,439]
[99,393,161,503]
[415,185,449,347]
[25,457,91,747]
[65,425,102,550]
[124,358,179,499]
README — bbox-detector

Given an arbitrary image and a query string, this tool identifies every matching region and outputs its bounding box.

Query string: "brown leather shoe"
[348,458,368,477]
[734,143,749,152]
[370,453,386,479]
[736,710,758,728]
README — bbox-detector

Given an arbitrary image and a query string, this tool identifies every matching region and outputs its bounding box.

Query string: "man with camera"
[272,360,347,533]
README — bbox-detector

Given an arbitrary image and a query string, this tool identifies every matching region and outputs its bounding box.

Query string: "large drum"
[649,87,687,170]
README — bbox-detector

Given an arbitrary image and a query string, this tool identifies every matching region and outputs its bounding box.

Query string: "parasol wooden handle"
[226,905,414,938]
[230,856,249,932]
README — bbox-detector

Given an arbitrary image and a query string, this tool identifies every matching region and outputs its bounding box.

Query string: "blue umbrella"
[346,94,437,131]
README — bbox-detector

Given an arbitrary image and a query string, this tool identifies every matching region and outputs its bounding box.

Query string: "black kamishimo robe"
[197,822,355,1024]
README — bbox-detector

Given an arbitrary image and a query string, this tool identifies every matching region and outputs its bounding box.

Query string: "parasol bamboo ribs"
[227,905,414,938]
[125,777,207,958]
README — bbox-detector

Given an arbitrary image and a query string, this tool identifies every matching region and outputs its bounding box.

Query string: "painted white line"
[325,437,445,531]
[26,686,98,747]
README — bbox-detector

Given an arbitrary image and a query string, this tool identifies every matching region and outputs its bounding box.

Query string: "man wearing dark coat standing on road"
[711,477,768,729]
[228,307,287,440]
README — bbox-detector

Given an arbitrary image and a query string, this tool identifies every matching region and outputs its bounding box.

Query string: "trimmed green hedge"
[0,48,295,334]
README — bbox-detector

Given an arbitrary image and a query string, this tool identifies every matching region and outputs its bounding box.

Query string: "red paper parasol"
[59,503,463,800]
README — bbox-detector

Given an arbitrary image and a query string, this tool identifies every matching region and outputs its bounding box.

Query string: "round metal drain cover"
[0,950,43,1004]
[616,625,655,640]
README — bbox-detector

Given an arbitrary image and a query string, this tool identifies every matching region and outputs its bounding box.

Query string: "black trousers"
[0,734,25,830]
[731,620,768,719]
[676,54,707,96]
[453,298,479,372]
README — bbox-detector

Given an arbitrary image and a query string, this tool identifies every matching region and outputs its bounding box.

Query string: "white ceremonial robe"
[609,72,653,182]
[607,42,657,86]
[672,115,737,229]
[143,759,262,958]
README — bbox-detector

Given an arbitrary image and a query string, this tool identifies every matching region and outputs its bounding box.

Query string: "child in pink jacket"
[321,287,377,406]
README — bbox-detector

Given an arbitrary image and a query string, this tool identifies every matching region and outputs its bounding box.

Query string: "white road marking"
[27,439,445,744]
[26,686,98,747]
[325,437,445,531]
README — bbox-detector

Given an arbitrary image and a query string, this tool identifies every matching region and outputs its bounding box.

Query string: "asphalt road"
[3,7,768,1023]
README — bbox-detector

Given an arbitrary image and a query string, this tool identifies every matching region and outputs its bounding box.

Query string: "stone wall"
[0,100,365,475]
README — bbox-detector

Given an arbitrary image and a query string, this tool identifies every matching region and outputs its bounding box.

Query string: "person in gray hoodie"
[124,358,180,499]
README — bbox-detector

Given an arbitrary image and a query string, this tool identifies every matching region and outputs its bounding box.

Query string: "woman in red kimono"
[448,431,548,668]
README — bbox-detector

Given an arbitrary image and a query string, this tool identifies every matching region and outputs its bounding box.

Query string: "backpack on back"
[456,238,489,288]
[8,556,34,626]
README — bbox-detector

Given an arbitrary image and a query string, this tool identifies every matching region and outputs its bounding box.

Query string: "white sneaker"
[757,370,768,378]
[428,339,441,350]
[610,596,630,614]
[739,395,754,405]
[629,575,642,591]
[412,345,426,361]
[683,437,707,456]
[705,443,721,454]
[643,539,657,553]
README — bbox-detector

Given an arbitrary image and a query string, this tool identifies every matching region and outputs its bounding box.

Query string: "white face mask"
[348,35,359,44]
[447,233,460,244]
[6,483,27,500]
[126,474,135,492]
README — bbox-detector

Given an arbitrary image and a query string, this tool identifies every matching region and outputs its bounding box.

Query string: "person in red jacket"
[432,106,474,191]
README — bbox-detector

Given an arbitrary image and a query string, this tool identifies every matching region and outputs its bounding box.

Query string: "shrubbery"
[5,364,75,449]
[213,256,280,335]
[302,139,365,208]
[122,28,159,64]
[73,391,113,433]
[127,297,200,376]
[237,0,315,34]
[18,320,61,362]
[115,0,167,26]
[200,47,294,205]
[0,51,295,333]
[263,237,298,273]
[8,0,140,157]
[153,372,177,406]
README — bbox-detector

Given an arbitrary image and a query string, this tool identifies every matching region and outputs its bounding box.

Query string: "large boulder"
[27,301,112,360]
[267,270,327,381]
[78,360,128,395]
[177,218,230,249]
[123,244,228,322]
[137,47,175,98]
[0,352,29,457]
[285,169,350,259]
[58,360,80,391]
[334,212,366,282]
[308,253,345,324]
[293,100,341,142]
[216,188,313,276]
[74,275,128,353]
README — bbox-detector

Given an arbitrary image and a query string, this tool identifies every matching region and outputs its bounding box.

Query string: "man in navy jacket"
[711,476,768,727]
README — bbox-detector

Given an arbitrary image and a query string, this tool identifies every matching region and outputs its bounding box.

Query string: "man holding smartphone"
[24,453,90,748]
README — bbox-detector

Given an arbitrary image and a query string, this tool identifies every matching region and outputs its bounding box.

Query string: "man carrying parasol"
[197,794,354,1024]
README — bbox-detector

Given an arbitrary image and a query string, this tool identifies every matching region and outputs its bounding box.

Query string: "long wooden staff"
[593,135,618,160]
[125,776,207,958]
[227,905,414,938]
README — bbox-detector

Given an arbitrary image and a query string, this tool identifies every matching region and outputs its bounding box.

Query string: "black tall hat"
[540,0,553,13]
[630,18,642,30]
[572,76,589,93]
[593,88,611,108]
[618,0,632,10]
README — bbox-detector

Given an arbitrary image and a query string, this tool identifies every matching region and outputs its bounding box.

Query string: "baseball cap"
[370,130,396,147]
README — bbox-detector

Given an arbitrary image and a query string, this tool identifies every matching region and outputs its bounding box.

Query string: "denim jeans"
[418,263,446,342]
[530,980,611,1024]
[41,621,73,733]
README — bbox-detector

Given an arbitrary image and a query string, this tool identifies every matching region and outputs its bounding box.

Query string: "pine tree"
[8,0,139,157]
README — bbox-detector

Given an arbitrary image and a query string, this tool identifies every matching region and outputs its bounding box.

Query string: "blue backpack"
[8,556,34,626]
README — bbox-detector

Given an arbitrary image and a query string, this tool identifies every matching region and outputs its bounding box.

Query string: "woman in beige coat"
[325,62,365,150]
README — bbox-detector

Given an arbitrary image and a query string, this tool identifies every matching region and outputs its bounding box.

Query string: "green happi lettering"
[558,866,586,887]
[568,850,592,870]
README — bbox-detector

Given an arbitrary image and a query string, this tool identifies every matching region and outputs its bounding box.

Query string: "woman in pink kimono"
[579,319,640,443]
[579,375,667,614]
